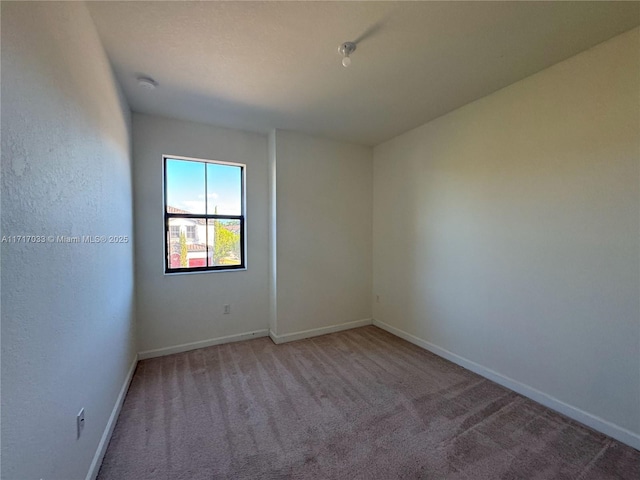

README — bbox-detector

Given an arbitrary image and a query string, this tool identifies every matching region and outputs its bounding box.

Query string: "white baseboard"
[270,318,372,344]
[85,355,138,480]
[138,329,270,360]
[372,319,640,450]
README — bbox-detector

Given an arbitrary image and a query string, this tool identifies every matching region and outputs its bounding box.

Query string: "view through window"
[164,155,245,273]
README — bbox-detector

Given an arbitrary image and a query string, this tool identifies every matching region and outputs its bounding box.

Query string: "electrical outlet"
[77,408,85,439]
[224,304,231,314]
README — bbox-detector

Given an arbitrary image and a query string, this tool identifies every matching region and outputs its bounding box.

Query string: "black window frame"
[163,155,246,274]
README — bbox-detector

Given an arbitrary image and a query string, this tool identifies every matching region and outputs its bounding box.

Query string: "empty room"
[1,1,639,479]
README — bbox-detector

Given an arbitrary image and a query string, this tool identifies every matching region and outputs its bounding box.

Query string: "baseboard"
[270,318,372,344]
[138,329,270,360]
[85,355,138,480]
[372,319,640,451]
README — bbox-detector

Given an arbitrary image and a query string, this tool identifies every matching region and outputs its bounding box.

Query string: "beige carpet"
[98,326,639,479]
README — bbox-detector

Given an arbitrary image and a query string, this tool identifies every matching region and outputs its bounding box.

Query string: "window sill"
[164,267,247,276]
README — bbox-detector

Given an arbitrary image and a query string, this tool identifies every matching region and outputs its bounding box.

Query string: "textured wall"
[132,113,269,353]
[373,28,640,445]
[1,3,136,479]
[274,130,373,336]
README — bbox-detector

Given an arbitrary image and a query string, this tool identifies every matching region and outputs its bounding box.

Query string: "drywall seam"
[85,355,138,480]
[373,319,640,450]
[269,318,373,344]
[138,329,269,360]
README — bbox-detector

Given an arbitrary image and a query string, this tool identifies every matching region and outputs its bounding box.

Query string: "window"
[185,225,196,241]
[164,155,245,273]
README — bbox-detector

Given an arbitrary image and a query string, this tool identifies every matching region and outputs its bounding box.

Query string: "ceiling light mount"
[137,76,158,90]
[338,42,356,67]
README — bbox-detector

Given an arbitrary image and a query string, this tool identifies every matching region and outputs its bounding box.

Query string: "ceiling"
[88,1,640,146]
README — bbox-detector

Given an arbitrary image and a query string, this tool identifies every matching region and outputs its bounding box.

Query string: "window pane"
[166,159,206,214]
[208,219,241,267]
[207,163,242,215]
[167,217,208,269]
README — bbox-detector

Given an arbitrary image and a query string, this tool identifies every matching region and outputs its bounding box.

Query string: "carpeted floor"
[97,326,639,479]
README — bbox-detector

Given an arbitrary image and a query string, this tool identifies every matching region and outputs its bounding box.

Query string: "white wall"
[273,130,372,338]
[373,28,640,446]
[1,3,136,479]
[268,130,278,334]
[133,120,372,350]
[132,114,269,353]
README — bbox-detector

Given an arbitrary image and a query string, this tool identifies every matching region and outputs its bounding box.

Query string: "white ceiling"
[88,1,640,146]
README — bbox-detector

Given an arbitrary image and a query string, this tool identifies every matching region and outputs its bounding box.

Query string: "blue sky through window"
[166,158,242,215]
